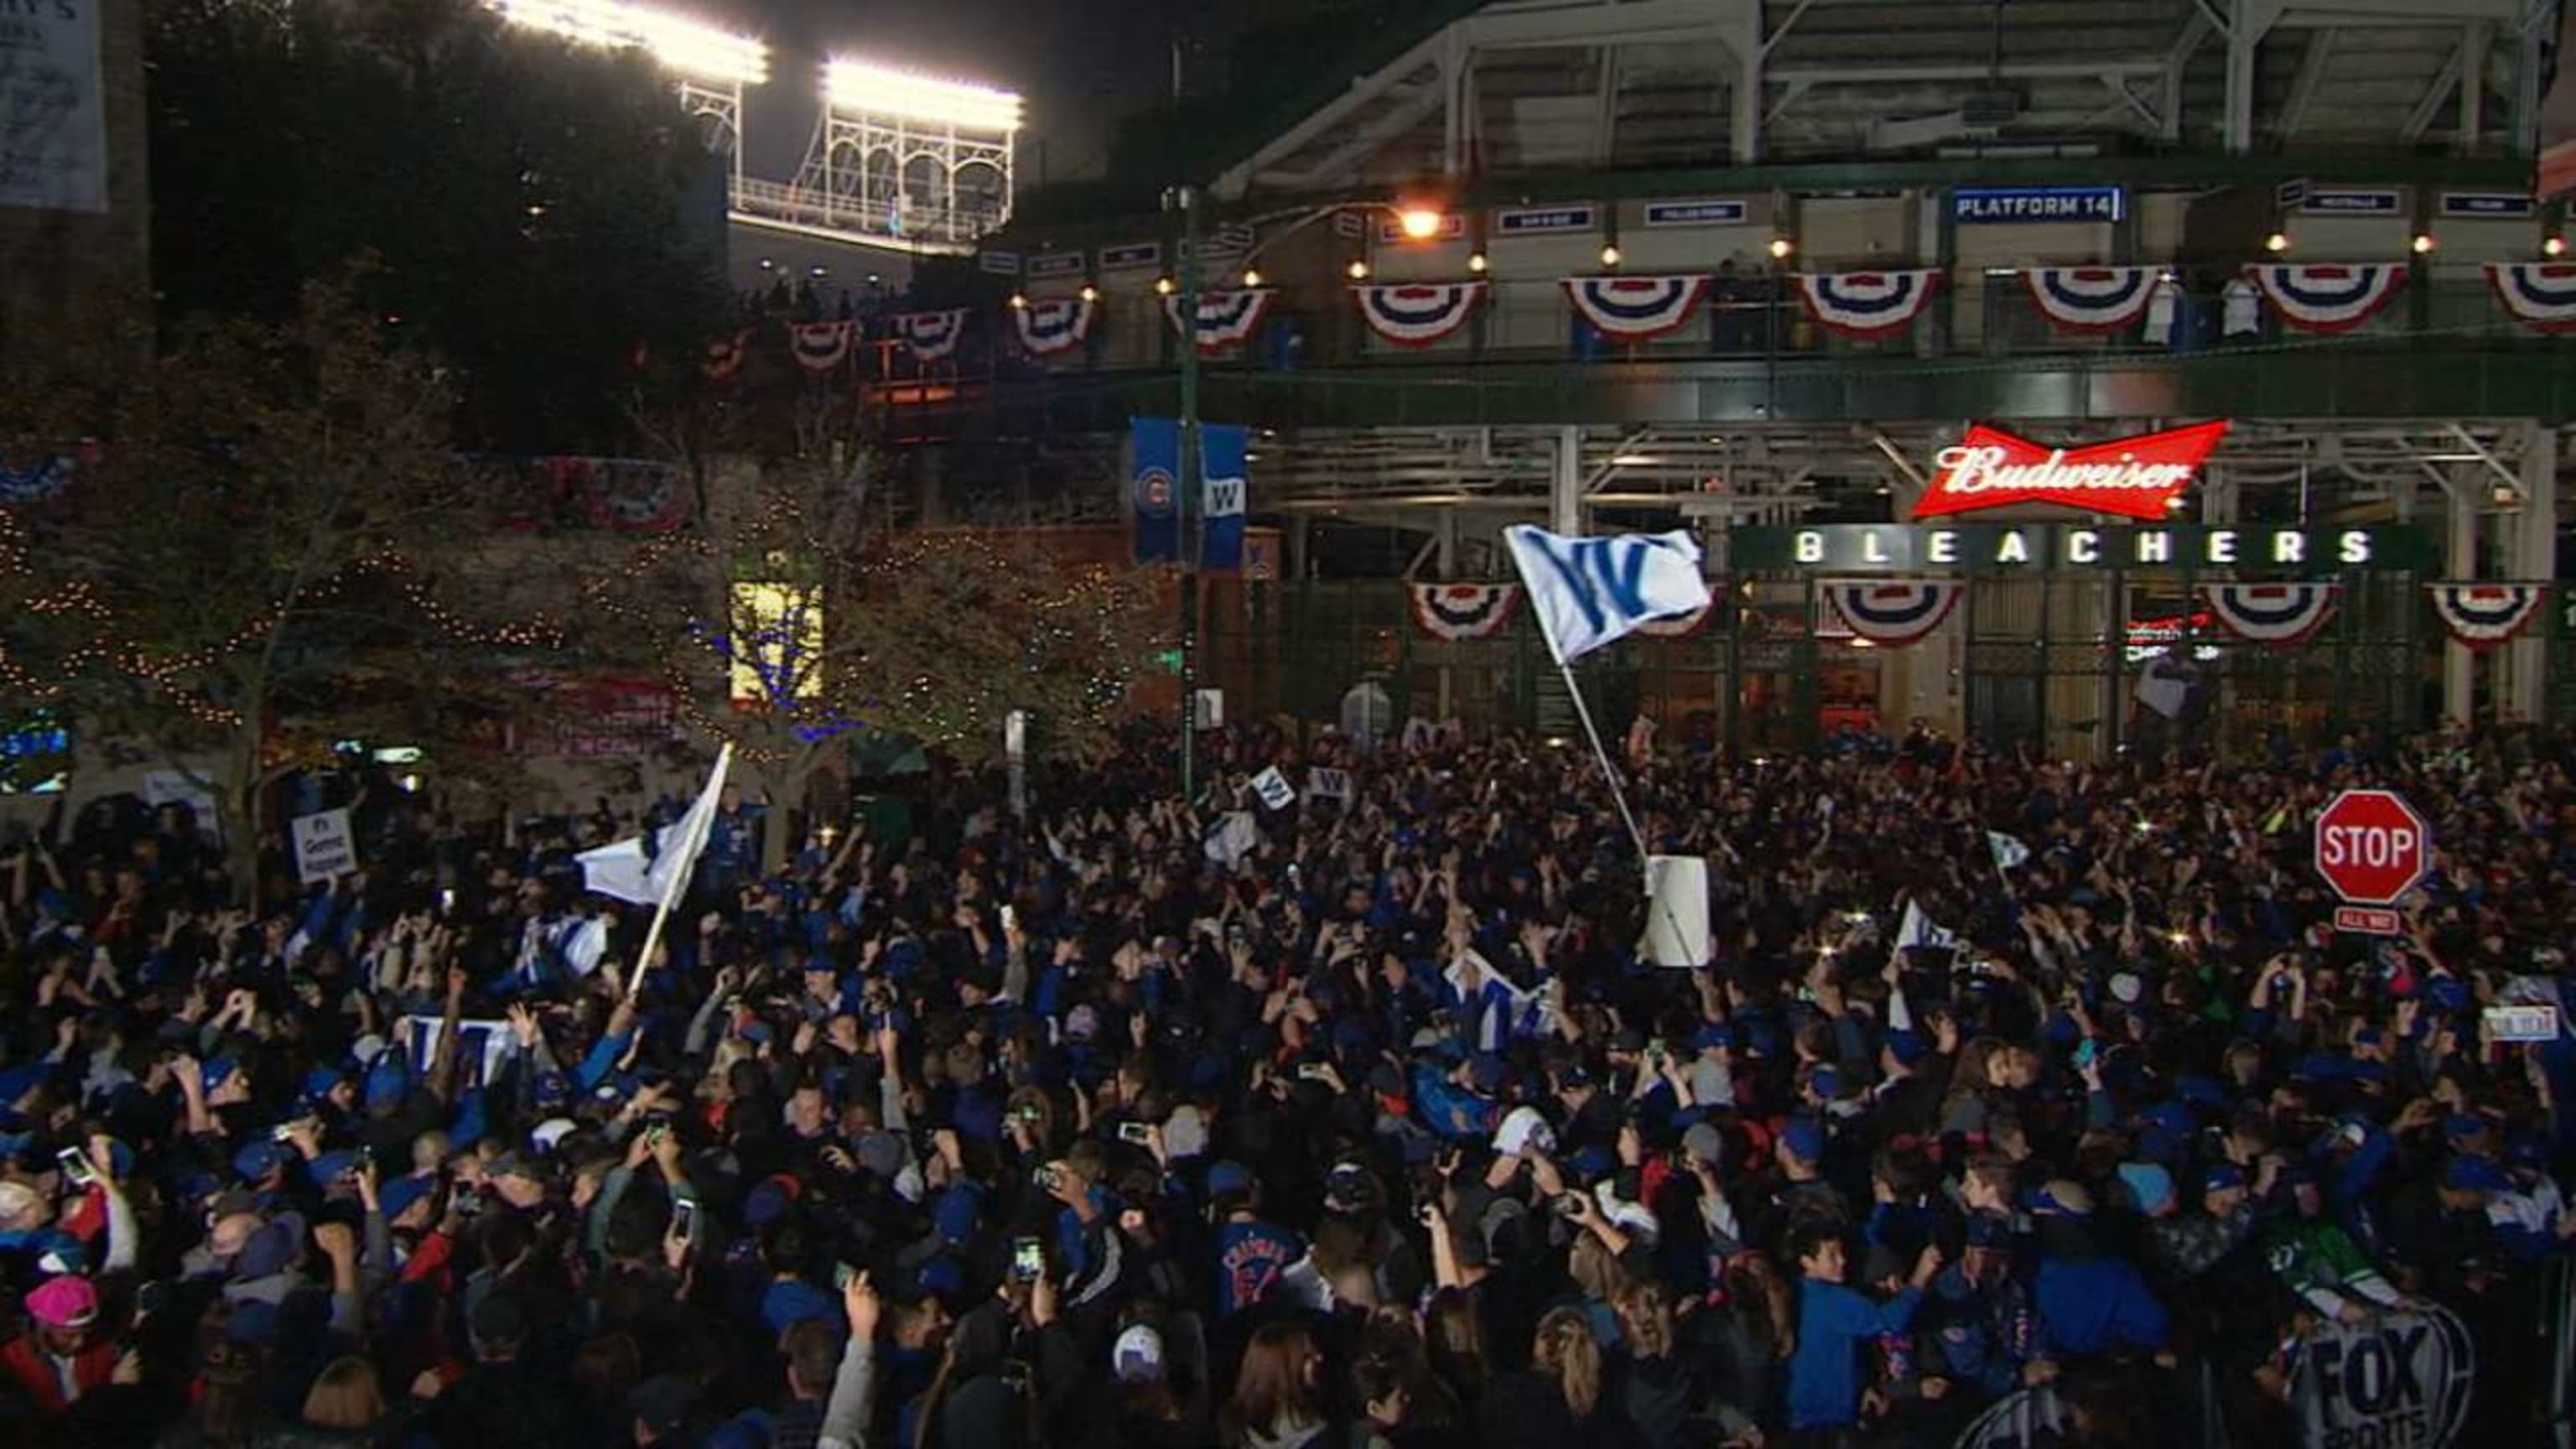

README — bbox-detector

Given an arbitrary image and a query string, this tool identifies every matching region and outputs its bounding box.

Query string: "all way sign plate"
[2333,905,2402,935]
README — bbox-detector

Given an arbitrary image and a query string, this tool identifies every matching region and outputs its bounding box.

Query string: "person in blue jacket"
[2028,1179,2171,1361]
[1785,1222,1942,1443]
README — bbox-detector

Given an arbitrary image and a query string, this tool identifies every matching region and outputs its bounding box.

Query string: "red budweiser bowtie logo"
[1916,420,2231,522]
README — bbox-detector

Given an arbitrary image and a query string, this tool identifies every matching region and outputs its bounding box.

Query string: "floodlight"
[825,59,1024,132]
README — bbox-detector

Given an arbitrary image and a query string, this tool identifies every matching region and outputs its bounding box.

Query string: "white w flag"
[1987,832,2031,872]
[578,747,732,906]
[1896,898,1961,952]
[1503,526,1713,665]
[1303,767,1352,802]
[1251,766,1297,811]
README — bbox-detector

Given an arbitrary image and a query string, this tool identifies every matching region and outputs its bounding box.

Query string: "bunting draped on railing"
[2244,263,2408,334]
[1563,274,1710,341]
[888,309,968,361]
[1794,270,1944,340]
[1013,297,1095,357]
[2484,263,2576,333]
[0,454,75,506]
[1352,282,1487,346]
[702,330,747,382]
[1825,580,1964,645]
[2426,582,2548,648]
[1165,288,1277,354]
[789,320,855,372]
[2200,582,2340,644]
[1632,601,1715,639]
[1408,583,1520,641]
[477,455,688,534]
[2023,267,2161,333]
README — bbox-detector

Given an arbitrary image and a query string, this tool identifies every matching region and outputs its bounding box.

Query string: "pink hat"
[26,1275,98,1330]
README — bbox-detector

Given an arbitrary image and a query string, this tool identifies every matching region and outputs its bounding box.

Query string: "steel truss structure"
[1218,0,2552,199]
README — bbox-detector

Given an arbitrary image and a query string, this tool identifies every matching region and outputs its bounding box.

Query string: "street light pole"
[1172,183,1203,808]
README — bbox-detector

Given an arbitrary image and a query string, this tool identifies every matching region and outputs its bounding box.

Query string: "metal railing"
[728,177,995,252]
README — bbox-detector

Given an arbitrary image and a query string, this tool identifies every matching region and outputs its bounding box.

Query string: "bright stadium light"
[1396,206,1444,241]
[487,1,770,85]
[825,59,1025,132]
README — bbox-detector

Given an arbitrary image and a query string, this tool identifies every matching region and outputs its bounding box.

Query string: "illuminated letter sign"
[1917,421,2231,522]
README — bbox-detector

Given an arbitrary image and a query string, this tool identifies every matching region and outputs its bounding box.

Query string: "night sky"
[691,0,1256,184]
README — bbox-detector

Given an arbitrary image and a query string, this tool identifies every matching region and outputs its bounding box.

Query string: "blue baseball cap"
[2202,1162,2248,1195]
[1208,1160,1255,1197]
[1779,1116,1827,1163]
[1691,1023,1737,1053]
[2442,1156,2511,1194]
[378,1173,436,1222]
[2116,1162,2175,1215]
[232,1140,288,1183]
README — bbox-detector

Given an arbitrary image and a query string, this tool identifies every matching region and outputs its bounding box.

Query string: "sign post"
[2314,788,2431,929]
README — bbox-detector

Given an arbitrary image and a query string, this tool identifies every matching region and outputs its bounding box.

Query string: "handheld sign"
[290,808,356,886]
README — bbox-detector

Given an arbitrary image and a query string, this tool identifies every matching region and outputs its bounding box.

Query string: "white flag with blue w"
[1896,898,1961,952]
[1504,526,1713,665]
[578,748,733,906]
[1987,831,2031,872]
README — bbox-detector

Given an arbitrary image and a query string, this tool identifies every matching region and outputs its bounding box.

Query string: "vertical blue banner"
[1201,423,1248,573]
[1130,417,1180,564]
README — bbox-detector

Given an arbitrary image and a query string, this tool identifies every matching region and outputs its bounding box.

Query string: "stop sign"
[2314,789,2431,906]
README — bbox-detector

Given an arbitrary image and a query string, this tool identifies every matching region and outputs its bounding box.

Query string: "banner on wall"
[2426,582,2549,648]
[1130,418,1181,564]
[2286,1302,2473,1449]
[1408,583,1520,641]
[1200,423,1249,573]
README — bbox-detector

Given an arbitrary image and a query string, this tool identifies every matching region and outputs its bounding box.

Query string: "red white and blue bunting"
[888,309,968,361]
[1353,282,1487,346]
[1013,297,1096,357]
[1632,601,1715,639]
[0,454,74,505]
[2243,263,2408,334]
[1165,288,1277,355]
[1794,270,1944,340]
[1563,274,1710,342]
[2426,583,2548,649]
[1409,583,1520,641]
[1825,580,1964,646]
[2483,263,2576,334]
[789,320,855,372]
[2200,583,2340,645]
[2023,267,2160,334]
[703,330,748,382]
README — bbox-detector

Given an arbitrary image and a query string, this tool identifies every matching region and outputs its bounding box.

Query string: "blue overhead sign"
[1097,242,1161,271]
[2299,187,2403,216]
[1495,204,1597,236]
[2439,191,2536,219]
[1951,185,2126,224]
[1026,252,1086,278]
[1643,198,1749,228]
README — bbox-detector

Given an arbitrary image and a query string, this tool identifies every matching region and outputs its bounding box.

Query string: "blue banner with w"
[1130,418,1181,564]
[1201,423,1248,573]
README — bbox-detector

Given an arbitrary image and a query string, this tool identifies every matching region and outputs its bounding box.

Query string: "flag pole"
[626,743,732,1005]
[1556,661,1649,868]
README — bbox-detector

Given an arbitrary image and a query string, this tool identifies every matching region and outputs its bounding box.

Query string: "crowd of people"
[0,717,2571,1449]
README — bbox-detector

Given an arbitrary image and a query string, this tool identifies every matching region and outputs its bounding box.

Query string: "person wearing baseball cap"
[1,1275,119,1415]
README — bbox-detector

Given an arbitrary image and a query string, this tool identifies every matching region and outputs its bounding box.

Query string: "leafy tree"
[145,0,730,450]
[582,445,1162,868]
[0,280,563,901]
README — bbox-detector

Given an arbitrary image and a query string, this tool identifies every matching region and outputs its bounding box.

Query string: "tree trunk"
[222,733,262,909]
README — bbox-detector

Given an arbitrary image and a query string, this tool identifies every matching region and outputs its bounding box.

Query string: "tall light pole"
[1169,183,1204,807]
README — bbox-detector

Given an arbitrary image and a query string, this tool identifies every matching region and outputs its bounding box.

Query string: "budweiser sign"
[1917,420,2230,522]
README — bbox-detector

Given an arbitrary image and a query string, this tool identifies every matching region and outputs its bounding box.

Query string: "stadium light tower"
[784,60,1024,249]
[486,1,770,187]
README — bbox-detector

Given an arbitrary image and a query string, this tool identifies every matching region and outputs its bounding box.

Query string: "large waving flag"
[579,747,733,907]
[1503,526,1712,666]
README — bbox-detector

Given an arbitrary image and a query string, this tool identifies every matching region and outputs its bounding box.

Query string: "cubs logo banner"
[1130,417,1182,564]
[1917,421,2229,522]
[1794,269,1943,340]
[888,309,968,361]
[1826,580,1964,645]
[790,320,855,372]
[2201,582,2340,645]
[2483,262,2576,333]
[2244,263,2409,333]
[2287,1303,2473,1449]
[1164,288,1276,354]
[1563,275,1710,342]
[1353,282,1487,346]
[2022,267,2160,333]
[1013,297,1095,357]
[2426,582,2547,648]
[1408,583,1521,641]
